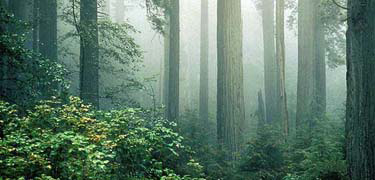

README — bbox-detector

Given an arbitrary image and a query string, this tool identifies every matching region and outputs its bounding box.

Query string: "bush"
[0,97,204,179]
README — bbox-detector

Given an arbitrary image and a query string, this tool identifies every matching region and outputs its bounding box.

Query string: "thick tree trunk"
[346,0,375,179]
[39,0,57,62]
[314,2,326,116]
[276,0,289,138]
[199,0,209,123]
[297,0,326,135]
[167,0,179,122]
[296,0,316,132]
[80,0,99,108]
[261,0,278,124]
[217,0,245,160]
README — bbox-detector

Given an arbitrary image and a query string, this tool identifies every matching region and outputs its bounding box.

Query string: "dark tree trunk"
[261,0,278,124]
[217,0,245,160]
[80,0,99,108]
[39,0,57,61]
[167,0,179,122]
[346,0,375,179]
[199,0,209,123]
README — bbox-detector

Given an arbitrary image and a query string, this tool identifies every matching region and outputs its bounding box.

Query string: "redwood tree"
[346,0,375,179]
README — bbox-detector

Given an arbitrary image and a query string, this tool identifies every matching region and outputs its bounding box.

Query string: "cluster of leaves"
[239,117,348,180]
[0,7,67,110]
[0,97,205,179]
[145,0,170,34]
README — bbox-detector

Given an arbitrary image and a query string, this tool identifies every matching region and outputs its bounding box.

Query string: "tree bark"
[80,0,99,108]
[39,0,57,62]
[217,0,245,160]
[346,0,375,179]
[276,0,289,138]
[314,2,326,116]
[261,0,278,124]
[296,0,327,135]
[199,0,209,123]
[167,0,179,122]
[296,0,316,132]
[162,14,170,111]
[257,90,266,133]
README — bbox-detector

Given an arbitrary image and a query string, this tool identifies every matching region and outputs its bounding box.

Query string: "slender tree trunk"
[199,0,209,123]
[261,0,278,124]
[257,90,266,133]
[80,0,99,108]
[217,0,245,160]
[33,0,39,53]
[162,14,170,109]
[346,0,375,179]
[296,0,316,132]
[167,0,179,122]
[276,0,289,138]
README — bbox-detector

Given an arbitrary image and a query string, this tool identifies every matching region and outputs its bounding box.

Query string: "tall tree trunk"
[167,1,179,122]
[346,0,375,179]
[162,14,170,110]
[276,0,288,138]
[39,0,57,62]
[257,90,266,133]
[80,0,99,108]
[296,0,316,132]
[314,2,326,116]
[217,0,245,160]
[296,0,326,135]
[261,0,278,124]
[199,0,209,123]
[33,0,39,53]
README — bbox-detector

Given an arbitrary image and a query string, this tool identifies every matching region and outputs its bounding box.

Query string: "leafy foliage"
[0,7,67,109]
[0,98,204,179]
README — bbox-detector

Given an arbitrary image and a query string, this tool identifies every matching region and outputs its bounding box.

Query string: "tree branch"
[332,0,348,10]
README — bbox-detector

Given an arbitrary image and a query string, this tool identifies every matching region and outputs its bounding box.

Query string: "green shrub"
[0,97,204,179]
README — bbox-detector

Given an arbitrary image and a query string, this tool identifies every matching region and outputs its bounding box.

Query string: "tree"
[166,0,179,122]
[261,0,278,124]
[217,0,245,159]
[199,0,209,123]
[276,0,288,137]
[296,0,326,132]
[80,0,99,108]
[346,0,375,179]
[39,0,58,96]
[162,14,169,111]
[313,1,326,116]
[39,0,57,62]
